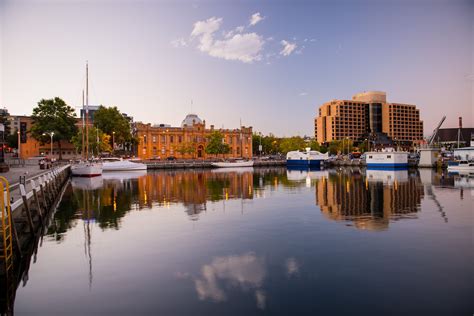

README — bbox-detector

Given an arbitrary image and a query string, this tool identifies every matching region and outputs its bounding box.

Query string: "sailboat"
[71,62,103,177]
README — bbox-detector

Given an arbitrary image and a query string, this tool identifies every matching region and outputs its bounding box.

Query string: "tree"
[206,131,230,157]
[71,127,112,156]
[0,109,11,136]
[308,139,321,151]
[93,106,133,149]
[174,142,196,158]
[279,136,307,154]
[6,129,18,149]
[30,97,78,159]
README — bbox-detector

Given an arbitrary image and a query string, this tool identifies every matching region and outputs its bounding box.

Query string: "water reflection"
[313,168,424,230]
[192,252,266,309]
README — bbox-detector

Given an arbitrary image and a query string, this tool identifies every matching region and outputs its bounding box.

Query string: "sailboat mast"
[82,89,85,159]
[86,62,89,160]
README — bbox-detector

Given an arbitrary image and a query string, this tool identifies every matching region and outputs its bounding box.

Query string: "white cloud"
[249,12,264,26]
[191,16,264,63]
[285,257,300,277]
[280,40,297,56]
[193,253,266,309]
[171,38,187,48]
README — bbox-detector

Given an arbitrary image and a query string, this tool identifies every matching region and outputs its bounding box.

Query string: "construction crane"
[428,116,446,146]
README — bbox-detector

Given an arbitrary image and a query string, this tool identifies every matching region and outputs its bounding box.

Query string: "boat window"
[387,155,391,158]
[369,156,372,159]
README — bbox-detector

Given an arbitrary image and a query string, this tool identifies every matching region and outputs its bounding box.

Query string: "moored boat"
[71,161,103,177]
[447,160,474,174]
[102,158,147,171]
[365,148,408,169]
[211,160,254,168]
[286,149,328,168]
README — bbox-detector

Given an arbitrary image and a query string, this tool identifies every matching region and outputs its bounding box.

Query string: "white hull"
[102,160,147,171]
[447,165,474,173]
[366,150,408,168]
[71,162,103,177]
[211,161,254,168]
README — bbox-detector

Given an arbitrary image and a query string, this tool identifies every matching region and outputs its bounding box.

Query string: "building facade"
[314,91,423,145]
[136,114,253,160]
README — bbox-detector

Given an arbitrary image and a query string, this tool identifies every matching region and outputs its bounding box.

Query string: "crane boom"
[428,116,446,146]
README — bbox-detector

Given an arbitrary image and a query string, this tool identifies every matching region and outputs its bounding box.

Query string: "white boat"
[211,160,254,168]
[447,160,474,174]
[102,157,147,171]
[71,161,103,177]
[71,62,103,178]
[286,149,328,167]
[365,148,408,169]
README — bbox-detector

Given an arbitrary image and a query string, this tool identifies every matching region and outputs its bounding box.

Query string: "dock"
[1,165,71,314]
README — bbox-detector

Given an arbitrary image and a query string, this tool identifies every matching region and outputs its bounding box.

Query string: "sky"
[0,0,472,137]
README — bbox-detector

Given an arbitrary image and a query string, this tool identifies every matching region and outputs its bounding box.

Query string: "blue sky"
[1,0,472,136]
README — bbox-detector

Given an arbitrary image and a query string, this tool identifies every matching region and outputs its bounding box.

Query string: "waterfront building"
[314,91,424,146]
[135,114,253,160]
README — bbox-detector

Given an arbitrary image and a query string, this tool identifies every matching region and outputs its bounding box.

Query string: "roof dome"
[181,113,203,127]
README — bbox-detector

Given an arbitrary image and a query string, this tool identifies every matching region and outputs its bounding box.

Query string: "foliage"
[252,133,280,155]
[71,126,112,156]
[279,136,307,154]
[308,139,320,151]
[174,142,196,157]
[327,139,354,155]
[0,110,11,136]
[7,129,18,148]
[205,131,230,157]
[30,97,78,159]
[93,106,132,146]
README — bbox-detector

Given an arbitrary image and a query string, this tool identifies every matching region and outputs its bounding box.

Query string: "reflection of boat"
[211,160,254,168]
[286,149,328,167]
[71,176,104,190]
[447,160,474,174]
[286,169,329,181]
[102,158,147,171]
[71,162,103,177]
[101,170,147,180]
[366,148,408,169]
[211,167,254,173]
[366,169,409,185]
[453,174,474,188]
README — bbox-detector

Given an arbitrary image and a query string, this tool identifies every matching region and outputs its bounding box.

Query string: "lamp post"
[17,130,21,159]
[43,132,54,159]
[259,132,262,158]
[112,131,115,155]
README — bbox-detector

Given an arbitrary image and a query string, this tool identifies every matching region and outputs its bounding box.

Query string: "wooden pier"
[0,165,71,315]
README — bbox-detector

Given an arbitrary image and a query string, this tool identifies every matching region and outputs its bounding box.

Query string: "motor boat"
[102,157,147,171]
[211,159,254,168]
[447,160,474,174]
[365,148,408,169]
[286,148,328,167]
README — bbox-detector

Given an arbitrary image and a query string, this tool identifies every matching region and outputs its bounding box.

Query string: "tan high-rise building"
[314,91,423,145]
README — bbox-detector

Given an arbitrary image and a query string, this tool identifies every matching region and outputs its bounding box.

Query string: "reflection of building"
[137,170,254,220]
[314,91,423,146]
[136,114,253,160]
[315,170,424,230]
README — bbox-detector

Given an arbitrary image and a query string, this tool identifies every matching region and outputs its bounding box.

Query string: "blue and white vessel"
[365,148,408,169]
[286,149,328,168]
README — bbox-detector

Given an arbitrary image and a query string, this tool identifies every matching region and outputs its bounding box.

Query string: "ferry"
[365,148,408,169]
[286,149,329,168]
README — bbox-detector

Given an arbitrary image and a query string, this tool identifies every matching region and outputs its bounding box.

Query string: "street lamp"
[43,132,54,159]
[259,132,262,158]
[112,131,115,155]
[17,130,21,159]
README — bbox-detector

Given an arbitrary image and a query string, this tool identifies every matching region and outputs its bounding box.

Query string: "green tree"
[308,139,321,151]
[206,131,230,157]
[93,106,133,149]
[30,97,78,159]
[174,142,196,158]
[71,127,112,156]
[279,136,307,154]
[7,129,18,149]
[0,109,11,136]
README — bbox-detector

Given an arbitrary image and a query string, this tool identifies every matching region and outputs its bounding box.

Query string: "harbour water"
[11,167,473,315]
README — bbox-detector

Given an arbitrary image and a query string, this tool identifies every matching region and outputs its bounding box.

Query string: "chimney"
[459,117,462,129]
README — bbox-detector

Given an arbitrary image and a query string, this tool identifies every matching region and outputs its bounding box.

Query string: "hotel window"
[143,135,147,144]
[152,136,156,143]
[170,135,174,143]
[161,135,166,143]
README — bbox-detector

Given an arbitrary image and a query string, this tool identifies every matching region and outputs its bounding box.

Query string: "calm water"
[9,167,473,315]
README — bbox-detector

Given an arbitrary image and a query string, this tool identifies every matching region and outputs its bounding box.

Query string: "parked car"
[166,156,176,161]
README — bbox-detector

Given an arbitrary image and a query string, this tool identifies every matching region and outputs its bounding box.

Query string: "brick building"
[136,114,253,160]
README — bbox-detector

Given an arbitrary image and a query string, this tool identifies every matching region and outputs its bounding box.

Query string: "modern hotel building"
[314,91,423,145]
